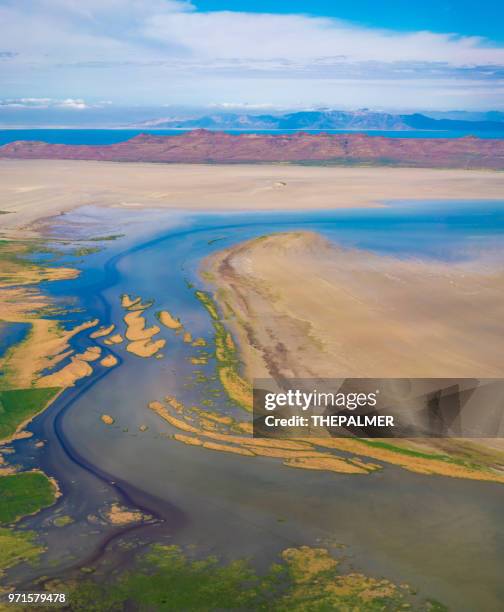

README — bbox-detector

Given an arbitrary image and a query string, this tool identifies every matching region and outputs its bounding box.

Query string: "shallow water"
[5,200,504,610]
[0,321,30,358]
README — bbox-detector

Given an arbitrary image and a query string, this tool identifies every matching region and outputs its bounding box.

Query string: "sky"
[0,0,503,122]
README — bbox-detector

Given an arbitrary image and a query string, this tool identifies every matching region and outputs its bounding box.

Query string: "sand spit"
[37,345,101,388]
[310,438,504,482]
[148,398,373,475]
[121,297,166,357]
[127,338,166,358]
[157,310,183,330]
[123,311,160,342]
[0,264,79,288]
[0,240,92,392]
[1,161,503,234]
[104,333,123,345]
[90,324,115,339]
[105,503,145,525]
[149,393,504,482]
[100,354,118,367]
[284,456,374,475]
[2,317,99,389]
[121,294,141,309]
[77,346,102,362]
[200,231,504,480]
[205,231,504,380]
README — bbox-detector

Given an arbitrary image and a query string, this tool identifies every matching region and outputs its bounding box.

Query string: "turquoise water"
[1,128,503,146]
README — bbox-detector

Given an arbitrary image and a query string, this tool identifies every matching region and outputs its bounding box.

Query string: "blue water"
[7,198,504,610]
[0,321,30,358]
[36,198,504,612]
[41,199,504,339]
[1,128,503,146]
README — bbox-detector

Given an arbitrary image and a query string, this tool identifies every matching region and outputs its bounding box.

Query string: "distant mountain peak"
[132,109,504,134]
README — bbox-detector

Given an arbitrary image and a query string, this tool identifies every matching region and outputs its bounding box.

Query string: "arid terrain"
[204,231,504,381]
[1,131,503,169]
[1,160,503,234]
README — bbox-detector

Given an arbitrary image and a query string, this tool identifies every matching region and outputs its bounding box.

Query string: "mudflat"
[1,160,503,233]
[204,231,504,380]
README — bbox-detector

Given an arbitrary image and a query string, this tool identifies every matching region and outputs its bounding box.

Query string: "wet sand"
[4,206,503,610]
[1,160,504,234]
[206,231,504,380]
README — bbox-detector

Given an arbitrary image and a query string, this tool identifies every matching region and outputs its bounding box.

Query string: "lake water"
[1,128,504,146]
[0,322,30,359]
[5,200,504,610]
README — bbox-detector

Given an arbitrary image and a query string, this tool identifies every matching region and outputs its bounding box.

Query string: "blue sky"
[0,0,503,120]
[195,1,504,42]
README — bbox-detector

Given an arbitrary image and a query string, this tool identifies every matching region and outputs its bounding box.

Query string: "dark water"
[5,200,504,610]
[0,322,30,358]
[1,128,503,146]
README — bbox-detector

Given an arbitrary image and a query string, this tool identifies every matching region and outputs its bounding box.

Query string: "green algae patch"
[53,515,74,527]
[213,321,252,412]
[89,234,125,242]
[195,290,219,320]
[0,528,44,577]
[356,438,489,471]
[68,544,444,612]
[0,471,58,525]
[69,545,268,612]
[73,246,101,257]
[0,387,61,441]
[194,290,252,412]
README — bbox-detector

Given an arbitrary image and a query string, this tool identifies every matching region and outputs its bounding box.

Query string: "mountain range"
[2,130,502,169]
[136,110,504,133]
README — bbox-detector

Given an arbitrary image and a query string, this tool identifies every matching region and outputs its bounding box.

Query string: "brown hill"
[0,130,502,169]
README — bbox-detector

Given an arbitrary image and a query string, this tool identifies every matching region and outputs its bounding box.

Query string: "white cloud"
[0,0,503,109]
[0,97,95,109]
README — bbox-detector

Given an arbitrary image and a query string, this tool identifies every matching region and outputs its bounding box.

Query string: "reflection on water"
[6,200,504,610]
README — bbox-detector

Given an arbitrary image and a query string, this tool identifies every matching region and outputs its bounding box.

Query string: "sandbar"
[100,354,118,367]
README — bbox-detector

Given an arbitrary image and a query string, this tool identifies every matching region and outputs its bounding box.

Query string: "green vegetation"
[89,234,125,242]
[53,515,74,527]
[0,528,44,577]
[73,246,101,257]
[200,270,216,281]
[0,471,57,525]
[194,289,252,412]
[0,387,61,441]
[68,545,444,611]
[195,290,219,320]
[356,438,484,470]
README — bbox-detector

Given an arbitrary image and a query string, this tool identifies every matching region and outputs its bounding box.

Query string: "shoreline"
[1,167,504,605]
[2,207,503,609]
[201,230,504,472]
[1,160,503,236]
[203,230,504,379]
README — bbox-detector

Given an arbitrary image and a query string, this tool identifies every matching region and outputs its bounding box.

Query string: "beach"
[1,160,504,234]
[204,230,504,380]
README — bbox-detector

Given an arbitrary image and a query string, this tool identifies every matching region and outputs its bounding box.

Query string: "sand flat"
[1,160,503,233]
[205,231,504,380]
